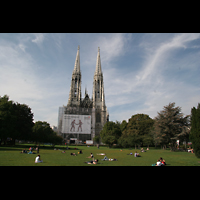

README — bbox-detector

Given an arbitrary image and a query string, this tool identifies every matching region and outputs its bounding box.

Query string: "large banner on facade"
[62,115,91,134]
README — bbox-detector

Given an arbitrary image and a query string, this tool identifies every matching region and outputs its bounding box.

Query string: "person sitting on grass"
[161,159,166,165]
[156,159,162,166]
[28,150,36,154]
[20,149,27,153]
[70,153,76,156]
[134,151,141,157]
[35,155,43,163]
[87,153,93,158]
[78,150,83,154]
[160,157,166,165]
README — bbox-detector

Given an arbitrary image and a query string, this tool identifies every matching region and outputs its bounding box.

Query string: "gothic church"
[58,46,109,142]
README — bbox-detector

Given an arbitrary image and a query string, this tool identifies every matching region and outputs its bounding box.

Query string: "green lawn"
[0,145,199,166]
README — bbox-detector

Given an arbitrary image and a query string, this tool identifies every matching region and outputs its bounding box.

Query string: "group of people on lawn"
[20,146,39,154]
[20,146,167,165]
[127,148,167,166]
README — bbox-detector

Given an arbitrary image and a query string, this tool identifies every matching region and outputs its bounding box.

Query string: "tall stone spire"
[73,45,80,74]
[93,47,105,105]
[95,47,102,75]
[67,45,81,106]
[92,47,109,136]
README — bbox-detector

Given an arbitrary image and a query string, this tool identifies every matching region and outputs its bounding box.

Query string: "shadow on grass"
[0,145,81,152]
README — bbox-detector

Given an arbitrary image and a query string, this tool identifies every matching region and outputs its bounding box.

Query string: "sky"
[0,33,200,127]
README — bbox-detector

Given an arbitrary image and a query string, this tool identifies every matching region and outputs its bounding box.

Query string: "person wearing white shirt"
[35,155,43,163]
[156,159,162,166]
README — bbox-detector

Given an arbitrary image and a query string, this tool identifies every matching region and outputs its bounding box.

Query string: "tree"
[32,121,62,145]
[11,102,34,144]
[190,103,200,158]
[0,95,34,145]
[120,120,128,132]
[119,114,154,148]
[100,121,122,147]
[0,95,13,144]
[93,135,100,144]
[153,102,190,150]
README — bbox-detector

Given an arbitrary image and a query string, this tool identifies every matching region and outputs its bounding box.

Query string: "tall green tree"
[100,121,122,147]
[120,120,128,132]
[190,103,200,158]
[11,102,34,144]
[153,102,190,150]
[0,95,14,144]
[119,114,154,148]
[0,95,34,144]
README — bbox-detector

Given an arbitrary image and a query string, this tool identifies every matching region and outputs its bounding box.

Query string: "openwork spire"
[73,45,80,74]
[95,47,102,75]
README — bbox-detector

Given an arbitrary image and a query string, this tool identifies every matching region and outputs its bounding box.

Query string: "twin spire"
[68,46,105,107]
[73,45,102,75]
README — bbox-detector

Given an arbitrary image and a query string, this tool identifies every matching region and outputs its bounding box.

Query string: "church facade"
[58,46,109,143]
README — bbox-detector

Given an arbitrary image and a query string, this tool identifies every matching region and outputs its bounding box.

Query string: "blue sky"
[0,33,200,127]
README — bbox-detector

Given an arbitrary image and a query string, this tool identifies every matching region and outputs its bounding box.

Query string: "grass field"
[0,144,199,166]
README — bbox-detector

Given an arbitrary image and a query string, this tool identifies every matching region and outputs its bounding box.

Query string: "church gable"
[81,94,93,108]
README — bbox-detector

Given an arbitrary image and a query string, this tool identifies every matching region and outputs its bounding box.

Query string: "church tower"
[59,46,108,142]
[92,47,109,136]
[67,45,82,107]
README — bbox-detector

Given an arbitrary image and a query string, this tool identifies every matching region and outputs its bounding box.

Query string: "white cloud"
[18,44,26,52]
[0,39,53,125]
[31,33,45,45]
[138,33,200,82]
[1,33,199,126]
[102,34,131,62]
[105,33,200,121]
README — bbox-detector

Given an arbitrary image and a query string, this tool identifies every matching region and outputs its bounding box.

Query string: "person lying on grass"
[85,158,98,164]
[101,156,117,161]
[109,158,117,161]
[70,153,76,156]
